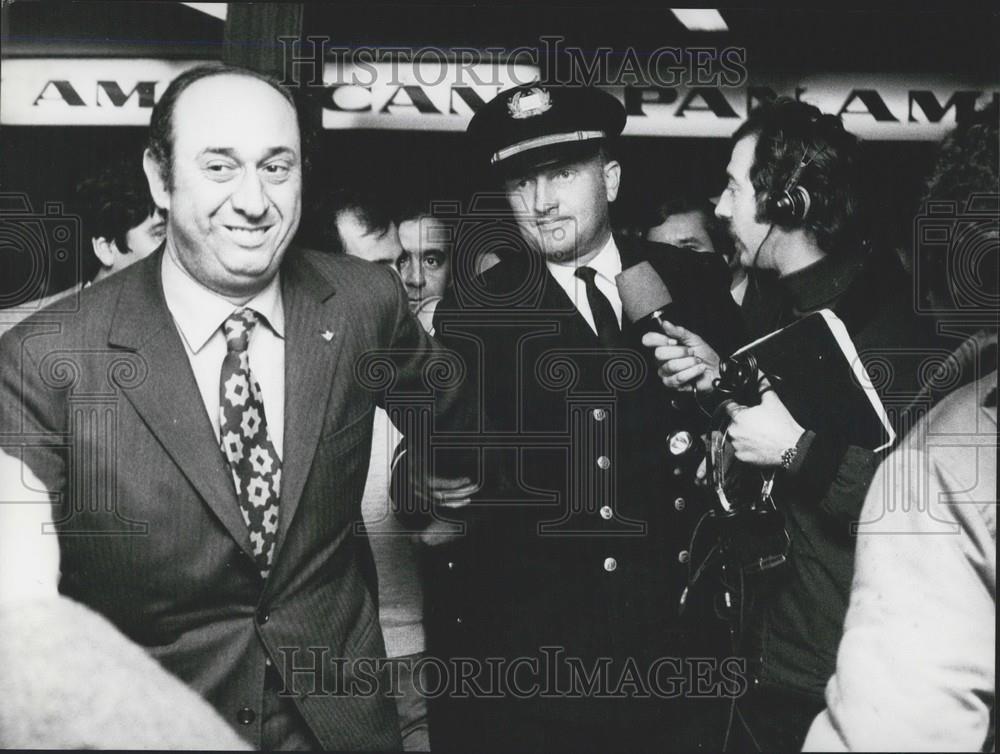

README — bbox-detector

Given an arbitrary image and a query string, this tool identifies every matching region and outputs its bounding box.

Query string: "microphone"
[615,260,680,332]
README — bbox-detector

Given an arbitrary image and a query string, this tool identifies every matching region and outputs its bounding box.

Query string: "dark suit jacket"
[422,238,745,738]
[0,246,457,750]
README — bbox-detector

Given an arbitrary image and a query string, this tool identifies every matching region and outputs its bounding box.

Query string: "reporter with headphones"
[643,98,942,750]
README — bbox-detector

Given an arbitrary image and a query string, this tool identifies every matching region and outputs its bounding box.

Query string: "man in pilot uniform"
[418,84,746,751]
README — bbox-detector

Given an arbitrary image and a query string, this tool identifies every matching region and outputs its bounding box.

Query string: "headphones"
[767,143,816,224]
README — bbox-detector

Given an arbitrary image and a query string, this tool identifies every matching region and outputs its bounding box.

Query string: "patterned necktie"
[575,266,621,347]
[219,308,281,578]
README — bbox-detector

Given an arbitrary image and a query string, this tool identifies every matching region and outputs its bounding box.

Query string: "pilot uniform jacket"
[0,246,460,751]
[422,237,746,749]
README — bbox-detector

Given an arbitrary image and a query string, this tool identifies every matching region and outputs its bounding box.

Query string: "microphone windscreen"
[616,261,673,323]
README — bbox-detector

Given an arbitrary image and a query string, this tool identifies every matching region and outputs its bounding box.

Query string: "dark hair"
[733,97,862,253]
[76,155,158,251]
[146,63,303,190]
[75,154,159,280]
[643,195,736,262]
[648,195,710,225]
[920,100,998,207]
[312,186,398,254]
[918,101,998,310]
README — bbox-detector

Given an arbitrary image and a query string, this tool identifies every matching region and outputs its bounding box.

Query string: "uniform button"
[592,408,607,421]
[596,455,611,470]
[455,617,463,624]
[446,561,455,570]
[603,557,617,572]
[670,398,681,410]
[667,430,694,456]
[237,707,256,725]
[599,505,613,520]
[265,657,273,667]
[672,467,683,476]
[674,497,686,511]
[257,608,269,625]
[678,550,690,564]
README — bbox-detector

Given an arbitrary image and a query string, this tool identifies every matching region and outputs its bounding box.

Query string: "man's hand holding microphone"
[642,321,805,469]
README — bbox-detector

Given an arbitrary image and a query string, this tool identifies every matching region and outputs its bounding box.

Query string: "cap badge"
[507,87,552,119]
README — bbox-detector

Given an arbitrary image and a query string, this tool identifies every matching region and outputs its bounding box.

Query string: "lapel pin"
[321,329,335,342]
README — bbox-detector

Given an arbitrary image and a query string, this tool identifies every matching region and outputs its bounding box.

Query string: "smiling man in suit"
[419,84,746,751]
[0,63,461,751]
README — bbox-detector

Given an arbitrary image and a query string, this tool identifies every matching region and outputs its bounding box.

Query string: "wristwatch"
[779,445,798,470]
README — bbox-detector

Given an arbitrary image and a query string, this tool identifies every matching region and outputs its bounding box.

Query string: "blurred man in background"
[322,186,403,266]
[804,101,997,753]
[78,155,167,283]
[397,211,454,332]
[905,101,998,412]
[2,155,164,330]
[644,195,747,303]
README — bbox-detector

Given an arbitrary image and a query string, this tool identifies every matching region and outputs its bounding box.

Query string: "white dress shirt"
[161,250,286,459]
[545,235,624,334]
[731,274,749,306]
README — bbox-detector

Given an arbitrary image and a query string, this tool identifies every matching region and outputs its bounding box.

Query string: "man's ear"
[91,237,118,269]
[142,149,170,212]
[603,159,621,203]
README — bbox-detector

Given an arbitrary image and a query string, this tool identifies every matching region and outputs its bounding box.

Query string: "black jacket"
[417,238,745,742]
[740,248,947,698]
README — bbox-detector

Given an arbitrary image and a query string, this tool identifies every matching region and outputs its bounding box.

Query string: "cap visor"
[494,139,605,179]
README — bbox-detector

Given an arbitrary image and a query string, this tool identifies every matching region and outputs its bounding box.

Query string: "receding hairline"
[173,71,297,116]
[165,74,302,162]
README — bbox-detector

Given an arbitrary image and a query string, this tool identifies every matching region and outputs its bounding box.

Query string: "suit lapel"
[274,251,342,558]
[107,251,254,560]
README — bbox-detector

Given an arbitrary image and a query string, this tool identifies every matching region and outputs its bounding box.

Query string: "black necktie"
[575,266,621,347]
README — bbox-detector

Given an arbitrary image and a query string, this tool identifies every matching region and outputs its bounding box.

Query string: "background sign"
[3,58,996,141]
[1,59,206,126]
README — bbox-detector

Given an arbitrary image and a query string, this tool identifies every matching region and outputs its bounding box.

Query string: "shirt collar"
[161,248,285,354]
[546,234,622,286]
